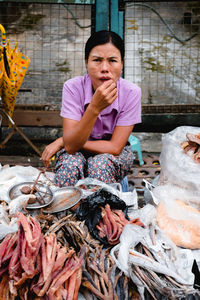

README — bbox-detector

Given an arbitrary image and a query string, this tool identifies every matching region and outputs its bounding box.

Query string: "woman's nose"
[101,60,109,72]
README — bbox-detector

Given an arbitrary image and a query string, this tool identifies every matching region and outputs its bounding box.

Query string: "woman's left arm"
[81,125,134,156]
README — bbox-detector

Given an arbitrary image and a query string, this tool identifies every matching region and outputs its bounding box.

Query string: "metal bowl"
[43,186,83,213]
[8,181,54,209]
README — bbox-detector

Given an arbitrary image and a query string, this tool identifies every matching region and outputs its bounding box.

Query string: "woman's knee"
[54,163,81,187]
[87,154,116,183]
[54,152,86,187]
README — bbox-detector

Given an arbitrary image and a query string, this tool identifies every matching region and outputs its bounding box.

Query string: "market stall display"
[1,126,200,299]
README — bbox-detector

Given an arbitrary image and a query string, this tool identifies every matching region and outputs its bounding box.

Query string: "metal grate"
[1,1,200,109]
[141,103,200,113]
[0,2,92,108]
[124,1,200,105]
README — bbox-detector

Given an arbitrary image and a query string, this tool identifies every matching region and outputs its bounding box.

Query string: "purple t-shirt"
[61,74,141,140]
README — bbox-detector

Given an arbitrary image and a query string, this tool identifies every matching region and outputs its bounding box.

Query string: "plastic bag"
[0,218,18,240]
[145,182,200,249]
[153,184,200,208]
[75,177,138,209]
[75,177,120,198]
[159,126,200,191]
[110,206,196,300]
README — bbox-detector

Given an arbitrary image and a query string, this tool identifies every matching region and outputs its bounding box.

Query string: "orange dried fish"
[181,132,200,163]
[96,204,144,245]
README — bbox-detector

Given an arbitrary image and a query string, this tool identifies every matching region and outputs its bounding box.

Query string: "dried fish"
[0,233,18,277]
[111,223,199,300]
[82,246,114,300]
[0,213,87,299]
[128,249,189,285]
[8,194,37,215]
[46,246,85,299]
[0,274,15,300]
[181,132,200,162]
[96,204,144,245]
[82,246,138,300]
[186,133,200,145]
[46,214,100,251]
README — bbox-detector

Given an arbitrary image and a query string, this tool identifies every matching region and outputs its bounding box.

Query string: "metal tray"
[43,186,82,213]
[8,181,53,209]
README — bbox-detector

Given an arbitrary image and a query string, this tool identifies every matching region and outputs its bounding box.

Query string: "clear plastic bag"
[75,177,138,209]
[0,218,18,240]
[159,126,200,191]
[153,184,200,249]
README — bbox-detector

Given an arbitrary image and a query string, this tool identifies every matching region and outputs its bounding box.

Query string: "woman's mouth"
[99,77,111,82]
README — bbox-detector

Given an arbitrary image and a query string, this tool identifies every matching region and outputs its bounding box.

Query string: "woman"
[42,30,141,187]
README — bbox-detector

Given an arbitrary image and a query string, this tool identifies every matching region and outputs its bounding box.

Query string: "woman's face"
[85,42,123,91]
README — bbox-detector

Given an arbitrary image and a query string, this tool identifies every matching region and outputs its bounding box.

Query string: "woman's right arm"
[41,78,118,167]
[62,106,98,154]
[63,79,117,154]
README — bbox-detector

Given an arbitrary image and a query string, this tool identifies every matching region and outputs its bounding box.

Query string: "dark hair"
[85,30,124,61]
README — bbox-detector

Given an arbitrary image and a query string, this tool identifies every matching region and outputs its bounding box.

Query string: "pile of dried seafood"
[1,163,200,300]
[96,204,144,245]
[111,221,200,300]
[44,213,100,252]
[181,132,200,163]
[0,212,85,299]
[128,245,197,300]
[81,246,139,300]
[0,211,141,299]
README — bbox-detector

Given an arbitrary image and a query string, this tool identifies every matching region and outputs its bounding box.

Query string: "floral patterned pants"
[54,146,134,187]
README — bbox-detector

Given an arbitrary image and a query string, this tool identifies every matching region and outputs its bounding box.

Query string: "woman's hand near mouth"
[90,79,117,115]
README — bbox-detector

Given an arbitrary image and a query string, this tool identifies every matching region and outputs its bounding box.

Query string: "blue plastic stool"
[128,135,144,166]
[120,135,144,192]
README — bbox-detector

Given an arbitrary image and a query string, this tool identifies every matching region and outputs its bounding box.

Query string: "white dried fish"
[9,194,36,215]
[0,204,9,224]
[128,248,190,285]
[110,221,197,300]
[0,204,18,239]
[124,204,195,283]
